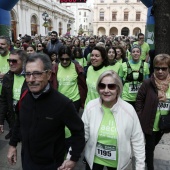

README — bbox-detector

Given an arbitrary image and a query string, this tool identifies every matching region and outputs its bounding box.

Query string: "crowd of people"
[0,31,169,170]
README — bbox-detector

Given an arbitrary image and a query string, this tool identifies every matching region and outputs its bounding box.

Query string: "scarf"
[154,73,170,102]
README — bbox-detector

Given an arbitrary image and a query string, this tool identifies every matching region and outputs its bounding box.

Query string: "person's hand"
[7,146,17,165]
[0,73,5,79]
[0,125,4,134]
[58,160,76,170]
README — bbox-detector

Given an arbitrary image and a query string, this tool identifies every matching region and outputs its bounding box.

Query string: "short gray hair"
[25,53,52,71]
[0,36,11,46]
[96,70,123,97]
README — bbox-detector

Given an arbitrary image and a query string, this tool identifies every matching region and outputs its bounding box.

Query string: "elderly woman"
[119,45,149,108]
[136,54,170,170]
[82,70,145,170]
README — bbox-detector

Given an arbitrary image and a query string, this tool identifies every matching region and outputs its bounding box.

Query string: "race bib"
[158,102,170,111]
[129,84,141,93]
[95,142,116,160]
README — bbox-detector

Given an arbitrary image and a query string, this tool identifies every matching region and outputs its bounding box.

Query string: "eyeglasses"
[154,67,168,71]
[24,70,48,79]
[7,59,18,64]
[139,37,144,40]
[16,43,20,45]
[98,83,117,90]
[37,45,42,47]
[60,58,70,61]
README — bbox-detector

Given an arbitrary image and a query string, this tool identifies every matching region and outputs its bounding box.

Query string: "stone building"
[60,0,93,36]
[93,0,147,36]
[11,0,74,40]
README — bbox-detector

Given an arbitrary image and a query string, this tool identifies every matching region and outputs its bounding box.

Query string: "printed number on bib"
[95,142,116,160]
[158,102,170,111]
[129,84,141,93]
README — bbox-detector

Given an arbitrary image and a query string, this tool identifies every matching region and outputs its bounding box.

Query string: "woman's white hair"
[96,70,123,97]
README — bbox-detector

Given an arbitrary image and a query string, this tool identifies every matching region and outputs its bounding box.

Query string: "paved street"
[0,123,170,170]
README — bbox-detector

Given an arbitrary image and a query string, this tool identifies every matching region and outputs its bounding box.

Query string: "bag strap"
[18,89,28,110]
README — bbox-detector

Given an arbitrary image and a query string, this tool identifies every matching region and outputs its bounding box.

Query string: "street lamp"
[42,11,49,35]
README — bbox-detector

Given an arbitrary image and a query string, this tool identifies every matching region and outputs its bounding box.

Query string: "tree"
[154,0,170,55]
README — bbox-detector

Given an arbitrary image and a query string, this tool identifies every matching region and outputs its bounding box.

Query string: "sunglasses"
[90,42,95,43]
[60,58,70,61]
[7,59,18,64]
[154,67,168,71]
[98,83,117,90]
[37,45,42,47]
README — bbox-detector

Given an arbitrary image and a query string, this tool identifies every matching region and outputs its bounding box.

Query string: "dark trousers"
[145,131,164,170]
[86,162,117,170]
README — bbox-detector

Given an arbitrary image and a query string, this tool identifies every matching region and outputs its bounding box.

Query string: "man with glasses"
[46,31,62,55]
[84,37,96,60]
[14,40,21,49]
[0,49,27,139]
[7,53,85,170]
[133,33,150,62]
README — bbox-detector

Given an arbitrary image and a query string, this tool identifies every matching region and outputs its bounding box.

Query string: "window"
[136,12,141,21]
[79,12,81,15]
[137,0,140,2]
[113,0,117,2]
[124,12,129,21]
[125,0,129,2]
[84,12,86,17]
[112,11,117,21]
[100,11,104,21]
[100,0,104,3]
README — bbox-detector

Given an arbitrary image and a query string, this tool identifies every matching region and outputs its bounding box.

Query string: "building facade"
[11,0,74,40]
[93,0,147,36]
[60,0,93,36]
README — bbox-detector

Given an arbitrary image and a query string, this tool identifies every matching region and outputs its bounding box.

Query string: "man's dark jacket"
[46,39,62,54]
[0,71,26,127]
[9,86,85,164]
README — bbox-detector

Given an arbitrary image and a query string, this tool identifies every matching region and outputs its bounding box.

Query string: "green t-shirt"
[13,74,25,107]
[85,66,111,105]
[87,53,91,64]
[0,53,10,73]
[0,53,10,94]
[94,105,118,168]
[119,60,149,101]
[153,86,170,131]
[132,42,150,61]
[75,58,87,67]
[107,62,121,74]
[65,126,71,138]
[117,58,123,64]
[57,62,80,102]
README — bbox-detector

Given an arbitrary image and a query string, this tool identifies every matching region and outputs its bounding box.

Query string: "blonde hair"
[153,54,170,68]
[96,70,123,97]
